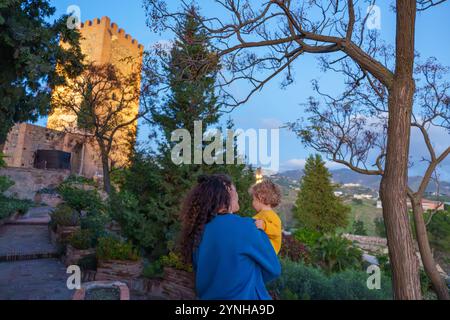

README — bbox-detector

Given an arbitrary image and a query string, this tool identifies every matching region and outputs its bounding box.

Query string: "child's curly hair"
[249,179,282,208]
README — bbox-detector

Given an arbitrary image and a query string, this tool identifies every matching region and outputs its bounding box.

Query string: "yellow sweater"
[253,209,282,254]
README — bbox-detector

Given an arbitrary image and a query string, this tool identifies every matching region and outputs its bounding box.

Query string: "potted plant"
[64,229,96,266]
[48,204,80,245]
[34,187,63,207]
[159,252,196,300]
[95,236,143,282]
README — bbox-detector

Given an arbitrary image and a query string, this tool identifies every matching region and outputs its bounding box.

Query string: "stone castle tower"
[47,16,144,168]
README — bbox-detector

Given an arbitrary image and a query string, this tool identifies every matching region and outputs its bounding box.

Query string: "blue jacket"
[193,213,281,300]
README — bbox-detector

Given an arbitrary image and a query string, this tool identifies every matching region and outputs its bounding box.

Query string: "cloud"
[260,118,283,129]
[281,158,346,171]
[409,124,450,179]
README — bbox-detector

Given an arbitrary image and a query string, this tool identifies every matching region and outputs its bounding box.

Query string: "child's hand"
[254,219,266,230]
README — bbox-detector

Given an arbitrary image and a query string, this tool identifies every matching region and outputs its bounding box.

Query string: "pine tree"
[294,154,349,233]
[352,220,368,236]
[120,8,254,256]
[151,8,255,235]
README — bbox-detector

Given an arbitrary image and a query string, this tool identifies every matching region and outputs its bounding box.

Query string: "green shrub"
[279,234,310,263]
[142,260,164,279]
[419,268,432,295]
[328,268,392,299]
[58,184,104,214]
[0,154,32,219]
[108,190,169,258]
[63,175,96,186]
[425,210,450,253]
[352,220,368,236]
[312,234,363,273]
[0,176,14,193]
[68,229,94,250]
[268,259,332,300]
[375,253,391,275]
[96,236,140,261]
[268,259,393,300]
[294,228,322,248]
[0,196,32,219]
[50,204,80,227]
[159,251,193,272]
[374,217,387,238]
[80,212,110,242]
[0,152,6,168]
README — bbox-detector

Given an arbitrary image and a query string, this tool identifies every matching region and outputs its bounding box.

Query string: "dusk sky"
[42,1,450,179]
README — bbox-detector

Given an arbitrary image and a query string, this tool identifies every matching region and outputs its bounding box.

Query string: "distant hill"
[275,168,450,196]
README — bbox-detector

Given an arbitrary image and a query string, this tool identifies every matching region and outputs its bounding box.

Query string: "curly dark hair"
[178,174,233,265]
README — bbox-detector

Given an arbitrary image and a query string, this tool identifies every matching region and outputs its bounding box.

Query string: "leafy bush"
[375,253,391,274]
[328,268,392,299]
[0,152,6,168]
[267,259,393,300]
[50,204,80,227]
[0,196,32,219]
[425,210,450,253]
[0,176,14,193]
[352,220,368,236]
[312,234,363,273]
[142,260,164,278]
[0,154,32,219]
[374,217,387,238]
[96,236,140,261]
[80,212,110,242]
[294,228,321,248]
[419,268,432,295]
[160,251,193,272]
[68,229,94,250]
[64,175,96,186]
[58,184,104,214]
[279,234,310,263]
[108,190,169,258]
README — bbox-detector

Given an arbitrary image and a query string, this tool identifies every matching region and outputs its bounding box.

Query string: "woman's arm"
[242,219,281,283]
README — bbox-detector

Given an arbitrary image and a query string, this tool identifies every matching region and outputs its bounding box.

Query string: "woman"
[179,174,281,300]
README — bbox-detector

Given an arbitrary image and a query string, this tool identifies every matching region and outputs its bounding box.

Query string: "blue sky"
[43,0,450,178]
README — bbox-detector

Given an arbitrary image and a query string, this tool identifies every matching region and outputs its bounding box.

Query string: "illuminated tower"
[47,16,144,168]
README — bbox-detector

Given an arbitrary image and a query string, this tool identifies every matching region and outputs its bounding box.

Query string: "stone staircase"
[0,207,72,300]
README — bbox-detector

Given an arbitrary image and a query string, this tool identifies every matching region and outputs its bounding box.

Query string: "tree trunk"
[98,143,111,194]
[379,0,422,300]
[411,199,449,300]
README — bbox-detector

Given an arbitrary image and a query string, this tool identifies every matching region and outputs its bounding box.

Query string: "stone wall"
[343,234,388,253]
[2,123,103,178]
[0,167,70,200]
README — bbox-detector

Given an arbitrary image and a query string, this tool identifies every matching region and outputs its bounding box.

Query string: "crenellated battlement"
[80,16,143,51]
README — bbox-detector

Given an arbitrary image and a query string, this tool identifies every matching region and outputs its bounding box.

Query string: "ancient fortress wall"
[2,123,103,178]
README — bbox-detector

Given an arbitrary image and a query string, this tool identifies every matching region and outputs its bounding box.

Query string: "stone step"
[0,258,73,300]
[0,225,58,260]
[6,219,49,226]
[0,251,59,263]
[7,206,53,225]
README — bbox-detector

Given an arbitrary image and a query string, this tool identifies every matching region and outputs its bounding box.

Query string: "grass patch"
[339,199,383,236]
